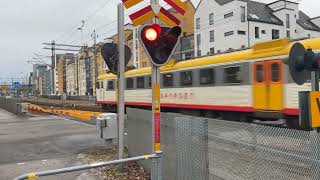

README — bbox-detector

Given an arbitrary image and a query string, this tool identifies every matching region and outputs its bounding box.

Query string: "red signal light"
[144,24,161,42]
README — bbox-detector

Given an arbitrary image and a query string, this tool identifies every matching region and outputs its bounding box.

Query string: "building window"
[255,27,259,38]
[272,29,280,39]
[224,66,242,84]
[241,6,246,22]
[210,47,215,55]
[197,50,201,57]
[224,31,234,37]
[180,71,193,86]
[163,73,174,87]
[142,62,147,67]
[224,12,233,19]
[196,34,201,46]
[308,34,311,38]
[286,30,290,38]
[209,13,214,25]
[137,77,145,89]
[210,30,214,42]
[196,18,200,29]
[126,78,134,89]
[107,80,114,90]
[286,14,290,28]
[238,30,246,35]
[200,69,215,85]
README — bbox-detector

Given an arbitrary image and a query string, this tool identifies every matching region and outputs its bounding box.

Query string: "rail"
[14,152,162,180]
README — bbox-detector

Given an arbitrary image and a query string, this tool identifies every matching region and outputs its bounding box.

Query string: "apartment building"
[56,53,74,95]
[194,0,320,56]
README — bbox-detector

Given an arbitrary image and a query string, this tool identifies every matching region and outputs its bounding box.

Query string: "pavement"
[0,108,106,180]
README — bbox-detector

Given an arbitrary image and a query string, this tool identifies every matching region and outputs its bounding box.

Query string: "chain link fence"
[176,116,320,180]
[127,108,320,180]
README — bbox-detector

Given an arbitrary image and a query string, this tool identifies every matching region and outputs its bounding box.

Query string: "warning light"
[145,28,158,41]
[144,24,161,42]
[139,24,181,66]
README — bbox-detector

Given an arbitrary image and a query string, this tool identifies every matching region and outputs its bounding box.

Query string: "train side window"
[126,78,134,89]
[200,68,215,85]
[137,77,145,89]
[163,73,174,87]
[107,80,115,90]
[271,63,280,82]
[180,71,193,86]
[96,81,100,89]
[256,64,264,83]
[147,76,152,88]
[224,66,242,84]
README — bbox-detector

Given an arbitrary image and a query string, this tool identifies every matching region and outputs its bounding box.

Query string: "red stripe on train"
[282,108,299,116]
[96,101,254,112]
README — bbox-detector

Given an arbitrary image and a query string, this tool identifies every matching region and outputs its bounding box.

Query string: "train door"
[253,60,283,111]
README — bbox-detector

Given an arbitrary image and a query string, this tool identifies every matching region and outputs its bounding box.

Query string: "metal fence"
[175,116,320,180]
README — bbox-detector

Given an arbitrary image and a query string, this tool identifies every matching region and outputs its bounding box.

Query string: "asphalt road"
[0,108,106,180]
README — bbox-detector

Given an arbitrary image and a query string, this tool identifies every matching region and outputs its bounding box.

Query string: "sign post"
[117,3,125,163]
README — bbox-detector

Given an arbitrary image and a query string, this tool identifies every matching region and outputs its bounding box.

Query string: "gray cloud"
[0,0,318,83]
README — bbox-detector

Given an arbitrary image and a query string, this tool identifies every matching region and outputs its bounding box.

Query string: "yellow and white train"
[96,38,320,128]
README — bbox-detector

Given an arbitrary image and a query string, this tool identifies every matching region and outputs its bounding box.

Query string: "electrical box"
[96,113,118,140]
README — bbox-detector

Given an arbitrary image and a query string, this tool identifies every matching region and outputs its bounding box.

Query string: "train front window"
[96,81,100,89]
[271,63,279,82]
[107,80,114,90]
[256,64,264,83]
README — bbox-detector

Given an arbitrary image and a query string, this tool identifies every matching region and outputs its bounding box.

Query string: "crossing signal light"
[139,24,181,66]
[287,42,320,85]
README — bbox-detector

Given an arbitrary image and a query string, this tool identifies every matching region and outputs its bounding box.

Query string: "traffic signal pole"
[151,0,163,179]
[151,0,161,153]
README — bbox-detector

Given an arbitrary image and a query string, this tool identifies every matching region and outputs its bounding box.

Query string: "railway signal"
[139,24,181,66]
[287,42,320,129]
[100,43,131,75]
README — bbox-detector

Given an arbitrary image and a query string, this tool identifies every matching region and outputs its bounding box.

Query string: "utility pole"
[91,30,99,96]
[117,3,125,162]
[51,40,56,95]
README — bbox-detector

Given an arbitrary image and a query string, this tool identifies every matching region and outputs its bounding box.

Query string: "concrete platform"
[0,108,106,180]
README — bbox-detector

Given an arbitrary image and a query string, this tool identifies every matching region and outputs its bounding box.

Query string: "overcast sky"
[0,0,318,83]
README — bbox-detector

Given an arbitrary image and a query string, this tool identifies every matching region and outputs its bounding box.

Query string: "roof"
[297,11,320,32]
[215,0,234,5]
[98,38,320,80]
[246,0,283,25]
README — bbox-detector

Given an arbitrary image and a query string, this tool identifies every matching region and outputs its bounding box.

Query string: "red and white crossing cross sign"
[122,0,187,27]
[122,0,143,9]
[129,5,155,26]
[122,0,155,26]
[163,0,187,15]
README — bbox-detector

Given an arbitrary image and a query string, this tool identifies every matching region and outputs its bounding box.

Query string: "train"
[96,38,320,128]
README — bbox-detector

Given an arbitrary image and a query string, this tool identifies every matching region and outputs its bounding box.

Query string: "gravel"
[78,148,150,180]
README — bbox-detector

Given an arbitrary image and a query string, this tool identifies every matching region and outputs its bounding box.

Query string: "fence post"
[151,151,162,180]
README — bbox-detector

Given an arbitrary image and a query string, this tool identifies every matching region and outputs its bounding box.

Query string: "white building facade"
[194,0,320,57]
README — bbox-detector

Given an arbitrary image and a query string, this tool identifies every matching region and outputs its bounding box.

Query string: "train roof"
[98,38,320,80]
